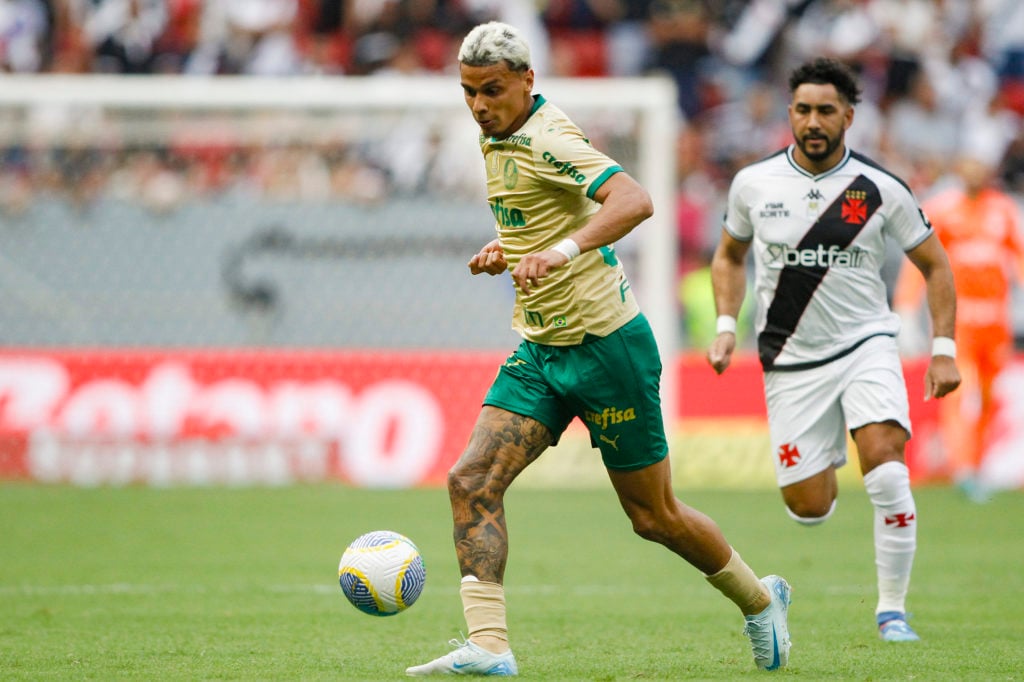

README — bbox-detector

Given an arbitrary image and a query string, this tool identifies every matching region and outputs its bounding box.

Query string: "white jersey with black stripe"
[724,145,933,371]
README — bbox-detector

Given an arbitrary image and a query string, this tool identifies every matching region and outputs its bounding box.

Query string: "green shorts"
[483,313,668,471]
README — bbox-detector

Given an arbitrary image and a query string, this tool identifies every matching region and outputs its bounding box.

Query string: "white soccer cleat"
[743,575,792,671]
[406,639,518,676]
[877,611,920,642]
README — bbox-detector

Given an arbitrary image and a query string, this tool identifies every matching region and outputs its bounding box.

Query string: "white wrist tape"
[716,315,738,335]
[552,238,581,261]
[931,336,956,358]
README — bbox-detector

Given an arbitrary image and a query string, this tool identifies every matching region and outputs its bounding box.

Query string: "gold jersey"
[480,95,639,345]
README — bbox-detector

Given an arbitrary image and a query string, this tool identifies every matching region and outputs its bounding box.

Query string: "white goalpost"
[0,73,679,415]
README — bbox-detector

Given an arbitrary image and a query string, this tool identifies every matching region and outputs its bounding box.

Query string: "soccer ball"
[338,530,426,616]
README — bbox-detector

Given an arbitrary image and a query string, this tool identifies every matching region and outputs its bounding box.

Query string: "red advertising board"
[1,350,1020,487]
[0,350,500,487]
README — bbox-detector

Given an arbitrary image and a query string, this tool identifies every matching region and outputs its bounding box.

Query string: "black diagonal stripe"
[758,174,882,370]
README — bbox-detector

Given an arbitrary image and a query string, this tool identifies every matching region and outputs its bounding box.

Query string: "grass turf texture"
[1,483,1021,680]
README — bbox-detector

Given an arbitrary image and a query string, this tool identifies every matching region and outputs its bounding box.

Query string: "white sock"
[863,461,916,615]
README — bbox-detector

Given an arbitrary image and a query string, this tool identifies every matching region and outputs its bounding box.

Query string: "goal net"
[0,74,678,487]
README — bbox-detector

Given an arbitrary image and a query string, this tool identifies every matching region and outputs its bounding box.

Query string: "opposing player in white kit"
[707,58,961,642]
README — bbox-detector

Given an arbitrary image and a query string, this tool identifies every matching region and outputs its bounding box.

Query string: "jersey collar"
[529,94,546,116]
[785,144,851,180]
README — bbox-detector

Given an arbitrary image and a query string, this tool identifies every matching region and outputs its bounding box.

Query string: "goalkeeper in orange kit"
[895,152,1024,501]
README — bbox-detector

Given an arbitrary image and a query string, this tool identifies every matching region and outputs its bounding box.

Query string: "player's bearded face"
[460,62,534,139]
[797,127,842,162]
[789,83,853,167]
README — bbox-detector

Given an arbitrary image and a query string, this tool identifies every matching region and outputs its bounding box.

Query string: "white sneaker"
[743,575,792,671]
[877,611,920,642]
[406,639,518,676]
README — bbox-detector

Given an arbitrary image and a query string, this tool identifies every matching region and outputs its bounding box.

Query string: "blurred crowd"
[3,1,1024,298]
[3,2,1023,180]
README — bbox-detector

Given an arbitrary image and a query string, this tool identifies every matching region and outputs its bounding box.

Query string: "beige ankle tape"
[461,580,508,649]
[704,549,769,616]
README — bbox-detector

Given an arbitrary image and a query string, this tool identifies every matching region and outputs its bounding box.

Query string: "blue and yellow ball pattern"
[338,530,426,616]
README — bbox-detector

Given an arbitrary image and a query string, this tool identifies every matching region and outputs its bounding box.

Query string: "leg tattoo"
[451,410,551,582]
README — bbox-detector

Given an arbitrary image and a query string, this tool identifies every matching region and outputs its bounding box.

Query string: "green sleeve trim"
[586,165,623,199]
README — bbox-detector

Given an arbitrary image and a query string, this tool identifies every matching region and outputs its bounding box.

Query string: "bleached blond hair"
[458,21,531,72]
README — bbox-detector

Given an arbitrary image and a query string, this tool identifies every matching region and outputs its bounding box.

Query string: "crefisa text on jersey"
[541,151,587,184]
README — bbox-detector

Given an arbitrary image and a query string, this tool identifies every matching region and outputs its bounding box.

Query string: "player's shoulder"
[921,185,963,213]
[731,148,790,186]
[984,186,1021,211]
[528,97,586,143]
[847,150,915,197]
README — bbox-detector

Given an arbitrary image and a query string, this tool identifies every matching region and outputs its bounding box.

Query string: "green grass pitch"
[1,482,1021,680]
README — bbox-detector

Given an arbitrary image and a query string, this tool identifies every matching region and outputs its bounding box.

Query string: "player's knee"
[785,498,837,526]
[863,460,911,507]
[446,464,482,503]
[628,500,695,545]
[624,506,672,544]
[628,511,660,542]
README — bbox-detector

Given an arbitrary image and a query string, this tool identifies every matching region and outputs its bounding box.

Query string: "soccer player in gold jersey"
[406,22,791,676]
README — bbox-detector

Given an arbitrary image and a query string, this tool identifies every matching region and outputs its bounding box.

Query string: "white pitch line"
[1,582,635,597]
[0,583,196,595]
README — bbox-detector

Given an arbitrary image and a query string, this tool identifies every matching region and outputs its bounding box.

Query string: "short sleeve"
[533,124,622,199]
[886,183,933,251]
[724,169,754,242]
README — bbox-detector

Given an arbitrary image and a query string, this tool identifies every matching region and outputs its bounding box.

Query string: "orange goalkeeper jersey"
[896,186,1024,330]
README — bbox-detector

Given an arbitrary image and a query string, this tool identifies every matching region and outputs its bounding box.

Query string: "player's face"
[788,83,853,171]
[460,62,534,139]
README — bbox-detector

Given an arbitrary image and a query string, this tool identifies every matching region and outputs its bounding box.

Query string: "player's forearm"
[924,269,957,339]
[710,250,747,318]
[569,185,653,253]
[906,233,956,339]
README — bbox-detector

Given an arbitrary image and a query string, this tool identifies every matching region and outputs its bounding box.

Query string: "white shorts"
[763,335,911,487]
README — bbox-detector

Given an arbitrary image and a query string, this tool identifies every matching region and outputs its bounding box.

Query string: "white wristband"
[716,315,737,335]
[552,238,581,261]
[932,336,956,358]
